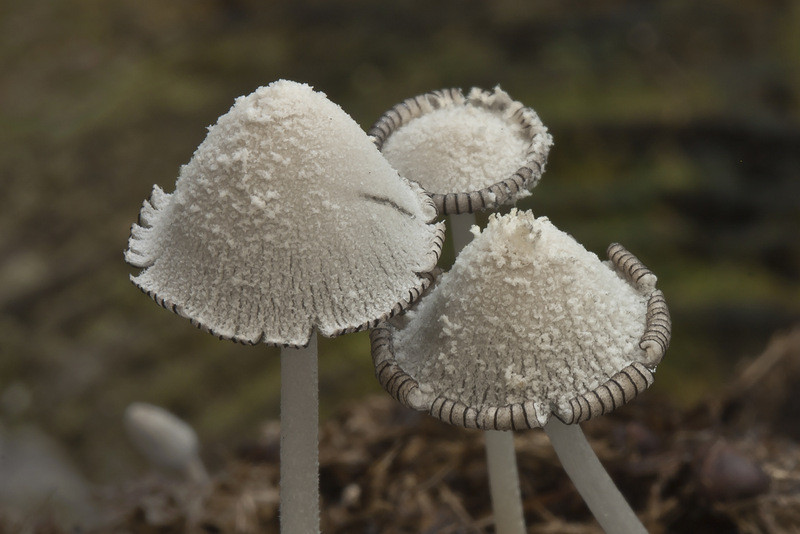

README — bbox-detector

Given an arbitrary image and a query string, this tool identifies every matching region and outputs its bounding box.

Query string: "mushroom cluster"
[368,87,671,534]
[126,80,671,534]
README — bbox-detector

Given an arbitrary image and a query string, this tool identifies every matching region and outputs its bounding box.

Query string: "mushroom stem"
[543,418,646,534]
[485,430,526,534]
[451,213,526,534]
[280,335,320,534]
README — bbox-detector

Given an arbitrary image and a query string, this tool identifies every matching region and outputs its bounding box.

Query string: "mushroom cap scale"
[371,210,671,429]
[126,80,445,348]
[369,87,553,215]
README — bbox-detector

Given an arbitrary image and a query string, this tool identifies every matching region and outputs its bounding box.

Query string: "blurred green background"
[1,0,798,484]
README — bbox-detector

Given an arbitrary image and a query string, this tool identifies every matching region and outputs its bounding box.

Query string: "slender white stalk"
[544,418,647,534]
[280,335,320,534]
[451,213,526,534]
[484,430,526,534]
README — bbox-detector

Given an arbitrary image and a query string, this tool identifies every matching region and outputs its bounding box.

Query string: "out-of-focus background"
[1,0,798,528]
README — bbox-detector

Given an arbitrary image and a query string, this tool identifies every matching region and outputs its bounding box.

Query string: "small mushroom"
[693,439,770,502]
[124,402,209,486]
[125,80,445,533]
[369,86,553,215]
[371,209,670,533]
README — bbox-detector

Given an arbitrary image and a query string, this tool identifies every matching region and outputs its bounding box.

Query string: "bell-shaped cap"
[371,210,671,430]
[126,80,445,347]
[369,87,553,215]
[124,402,202,473]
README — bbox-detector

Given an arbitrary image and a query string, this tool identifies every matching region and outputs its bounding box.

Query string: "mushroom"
[124,402,209,486]
[125,80,445,533]
[369,86,553,215]
[370,86,553,533]
[371,210,671,533]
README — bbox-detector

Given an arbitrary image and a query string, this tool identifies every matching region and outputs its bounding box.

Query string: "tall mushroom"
[371,210,671,533]
[125,80,445,533]
[369,86,552,533]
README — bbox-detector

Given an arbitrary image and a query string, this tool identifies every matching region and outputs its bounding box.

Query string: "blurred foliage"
[0,0,798,483]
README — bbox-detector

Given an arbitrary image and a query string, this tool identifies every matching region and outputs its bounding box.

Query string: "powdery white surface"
[126,80,440,346]
[381,105,530,194]
[392,210,649,426]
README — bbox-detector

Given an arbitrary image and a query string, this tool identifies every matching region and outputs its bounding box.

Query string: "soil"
[7,327,794,534]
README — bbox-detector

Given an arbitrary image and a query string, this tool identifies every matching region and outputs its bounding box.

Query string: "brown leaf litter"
[7,327,800,533]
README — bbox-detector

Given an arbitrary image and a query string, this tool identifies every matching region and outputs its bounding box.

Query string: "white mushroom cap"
[369,87,553,215]
[371,210,671,430]
[124,402,204,477]
[126,80,445,347]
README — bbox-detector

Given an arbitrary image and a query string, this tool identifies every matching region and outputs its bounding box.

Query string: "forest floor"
[4,327,798,534]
